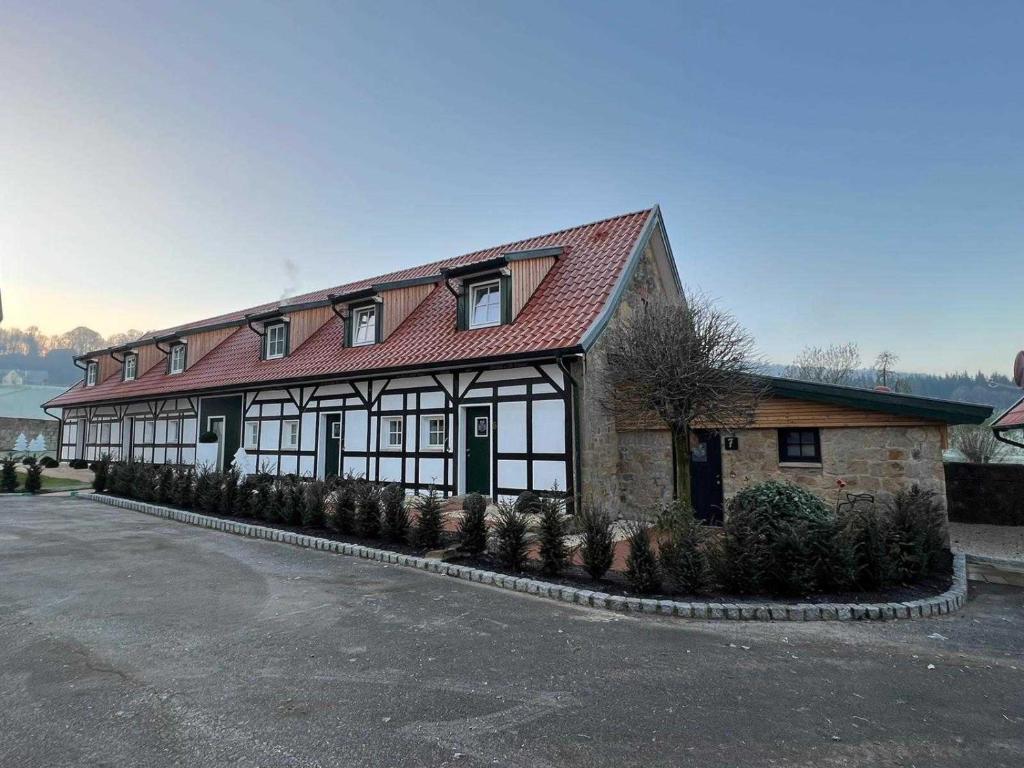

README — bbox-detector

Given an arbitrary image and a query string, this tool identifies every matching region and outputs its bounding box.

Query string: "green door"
[324,414,341,478]
[464,406,490,495]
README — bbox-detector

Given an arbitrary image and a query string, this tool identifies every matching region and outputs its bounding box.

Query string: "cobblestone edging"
[88,494,968,621]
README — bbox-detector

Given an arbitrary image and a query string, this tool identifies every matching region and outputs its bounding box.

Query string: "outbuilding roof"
[46,207,660,408]
[992,395,1024,430]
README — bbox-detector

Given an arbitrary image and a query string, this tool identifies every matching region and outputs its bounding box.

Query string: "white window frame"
[469,280,502,329]
[123,355,137,381]
[352,305,377,346]
[423,415,446,450]
[382,416,403,450]
[85,362,97,386]
[283,420,299,449]
[169,344,186,374]
[244,421,259,451]
[265,323,287,359]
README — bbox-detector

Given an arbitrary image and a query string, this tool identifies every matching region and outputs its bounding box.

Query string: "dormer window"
[123,353,138,381]
[85,361,98,387]
[265,323,288,359]
[352,304,377,346]
[169,344,186,374]
[469,280,502,329]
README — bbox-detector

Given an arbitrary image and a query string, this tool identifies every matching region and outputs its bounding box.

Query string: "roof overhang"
[440,256,508,280]
[763,376,993,425]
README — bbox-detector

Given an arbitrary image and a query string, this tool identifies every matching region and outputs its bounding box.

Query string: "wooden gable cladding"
[288,305,335,351]
[510,255,556,319]
[619,396,944,432]
[381,282,435,339]
[186,326,236,369]
[136,343,165,376]
[96,354,121,383]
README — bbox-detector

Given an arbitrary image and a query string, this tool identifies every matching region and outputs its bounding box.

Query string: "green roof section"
[763,376,992,425]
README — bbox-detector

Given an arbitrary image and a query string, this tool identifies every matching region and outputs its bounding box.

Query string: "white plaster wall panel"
[498,385,527,396]
[477,367,537,383]
[154,447,167,465]
[420,458,445,485]
[465,388,492,399]
[245,400,260,417]
[405,458,416,480]
[183,419,197,442]
[378,457,402,482]
[354,381,370,402]
[259,421,278,451]
[381,394,403,411]
[318,398,345,408]
[540,364,564,388]
[532,460,567,492]
[497,459,528,489]
[406,415,417,449]
[110,423,121,443]
[279,454,298,476]
[497,402,527,453]
[260,455,280,475]
[435,373,454,397]
[133,446,144,460]
[315,383,355,398]
[344,410,368,450]
[256,389,290,402]
[263,403,282,417]
[298,455,315,477]
[282,402,299,417]
[387,375,436,390]
[342,456,365,477]
[533,383,556,395]
[420,391,444,409]
[532,400,566,453]
[181,448,195,465]
[300,412,317,451]
[157,421,167,443]
[126,403,149,415]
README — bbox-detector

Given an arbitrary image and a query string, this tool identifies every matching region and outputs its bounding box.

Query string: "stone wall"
[616,430,674,518]
[722,425,947,506]
[0,417,59,455]
[578,233,677,515]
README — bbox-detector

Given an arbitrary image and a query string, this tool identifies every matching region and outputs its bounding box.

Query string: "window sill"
[778,461,823,469]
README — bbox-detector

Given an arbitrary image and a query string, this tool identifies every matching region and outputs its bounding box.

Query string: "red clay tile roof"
[47,208,655,407]
[993,395,1024,429]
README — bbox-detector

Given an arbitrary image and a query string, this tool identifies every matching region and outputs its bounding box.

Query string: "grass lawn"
[15,475,92,493]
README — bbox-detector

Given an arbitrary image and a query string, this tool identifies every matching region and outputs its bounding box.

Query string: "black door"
[464,406,491,495]
[324,414,342,478]
[690,430,724,524]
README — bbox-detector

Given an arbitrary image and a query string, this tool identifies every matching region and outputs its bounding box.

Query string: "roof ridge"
[114,207,656,347]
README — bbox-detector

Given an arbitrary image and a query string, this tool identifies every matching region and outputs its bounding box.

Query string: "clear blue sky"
[1,1,1020,374]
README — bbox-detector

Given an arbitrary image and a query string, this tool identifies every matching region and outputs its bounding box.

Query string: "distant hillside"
[766,365,1021,414]
[0,325,145,387]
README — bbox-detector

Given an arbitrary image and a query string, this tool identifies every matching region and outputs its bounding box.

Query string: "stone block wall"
[722,425,947,506]
[616,429,673,519]
[0,417,59,455]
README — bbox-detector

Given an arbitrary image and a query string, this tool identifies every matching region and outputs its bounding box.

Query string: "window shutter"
[456,292,467,331]
[500,273,512,325]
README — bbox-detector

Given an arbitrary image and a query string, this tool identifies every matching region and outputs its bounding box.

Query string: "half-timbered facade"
[44,207,681,506]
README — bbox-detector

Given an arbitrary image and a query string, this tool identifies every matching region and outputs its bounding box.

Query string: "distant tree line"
[0,325,146,386]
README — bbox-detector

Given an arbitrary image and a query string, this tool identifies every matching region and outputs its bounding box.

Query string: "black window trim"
[777,428,822,464]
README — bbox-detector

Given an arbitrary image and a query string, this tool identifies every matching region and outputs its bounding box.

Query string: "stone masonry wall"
[616,430,674,519]
[578,238,675,516]
[0,416,59,455]
[722,425,947,506]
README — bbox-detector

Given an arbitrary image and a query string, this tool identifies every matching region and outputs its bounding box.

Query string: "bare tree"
[950,423,1004,464]
[601,294,765,505]
[875,350,899,389]
[785,342,861,385]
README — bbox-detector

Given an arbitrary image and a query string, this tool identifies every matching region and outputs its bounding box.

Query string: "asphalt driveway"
[1,497,1022,768]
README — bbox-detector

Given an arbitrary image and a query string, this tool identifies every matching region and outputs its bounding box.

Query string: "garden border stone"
[85,494,968,622]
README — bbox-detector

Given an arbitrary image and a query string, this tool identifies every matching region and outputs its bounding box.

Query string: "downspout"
[42,406,63,462]
[994,429,1024,450]
[328,296,348,339]
[443,277,461,332]
[557,353,584,514]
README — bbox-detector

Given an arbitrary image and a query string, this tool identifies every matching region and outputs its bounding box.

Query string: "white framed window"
[244,421,259,450]
[330,421,342,439]
[265,323,287,359]
[167,420,181,444]
[352,305,377,346]
[469,280,501,328]
[423,416,446,450]
[382,417,403,450]
[85,362,97,386]
[169,344,186,374]
[474,415,489,438]
[283,420,299,449]
[123,355,137,381]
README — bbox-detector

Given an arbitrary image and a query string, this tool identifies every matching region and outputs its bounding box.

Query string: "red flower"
[836,478,847,489]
